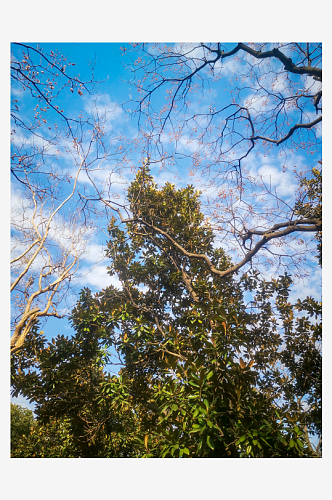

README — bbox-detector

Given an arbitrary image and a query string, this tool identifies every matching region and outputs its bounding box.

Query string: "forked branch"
[120,216,322,279]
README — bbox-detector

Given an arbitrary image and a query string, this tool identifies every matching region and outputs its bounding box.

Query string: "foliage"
[242,272,322,453]
[294,163,322,266]
[11,169,321,457]
[11,403,78,458]
[11,403,35,452]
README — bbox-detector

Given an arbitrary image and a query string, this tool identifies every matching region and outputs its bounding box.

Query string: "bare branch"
[251,116,322,146]
[119,216,321,280]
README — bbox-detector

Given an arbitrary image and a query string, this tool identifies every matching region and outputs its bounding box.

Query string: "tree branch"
[251,117,322,145]
[120,216,321,280]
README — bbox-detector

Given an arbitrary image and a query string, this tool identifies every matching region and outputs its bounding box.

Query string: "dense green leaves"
[11,403,78,458]
[295,164,322,266]
[11,403,35,452]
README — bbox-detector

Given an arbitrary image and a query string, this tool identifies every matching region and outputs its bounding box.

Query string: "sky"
[10,42,323,415]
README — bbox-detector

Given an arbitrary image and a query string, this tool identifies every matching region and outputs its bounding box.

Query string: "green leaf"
[207,435,215,450]
[203,399,210,410]
[260,437,272,448]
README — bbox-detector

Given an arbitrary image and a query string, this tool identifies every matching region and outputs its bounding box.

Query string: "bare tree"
[10,43,131,354]
[11,171,81,354]
[121,42,322,278]
[125,43,321,167]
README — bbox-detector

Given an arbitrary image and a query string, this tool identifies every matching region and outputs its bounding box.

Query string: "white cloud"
[175,135,201,154]
[289,265,322,303]
[213,54,243,78]
[173,43,206,70]
[243,91,274,115]
[256,164,297,197]
[302,111,322,138]
[304,76,322,96]
[12,189,89,248]
[270,73,288,94]
[10,129,59,153]
[243,148,307,201]
[83,243,108,264]
[11,86,23,97]
[79,265,121,290]
[83,93,124,131]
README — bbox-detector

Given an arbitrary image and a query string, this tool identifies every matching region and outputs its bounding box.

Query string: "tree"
[11,319,140,457]
[11,403,35,452]
[122,42,322,279]
[10,43,129,354]
[10,164,84,354]
[11,403,78,458]
[294,163,322,266]
[11,168,321,457]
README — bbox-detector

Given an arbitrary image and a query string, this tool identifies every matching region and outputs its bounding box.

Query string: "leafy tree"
[242,272,322,456]
[294,163,322,266]
[11,320,139,457]
[11,168,321,457]
[11,403,79,458]
[11,403,35,452]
